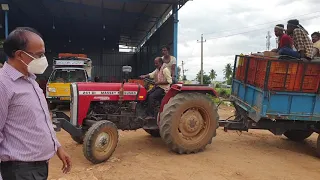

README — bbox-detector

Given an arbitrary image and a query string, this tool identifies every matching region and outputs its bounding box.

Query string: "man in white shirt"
[140,57,172,119]
[161,45,177,83]
[311,31,320,58]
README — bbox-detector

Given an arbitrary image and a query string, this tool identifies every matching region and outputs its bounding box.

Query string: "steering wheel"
[143,78,155,85]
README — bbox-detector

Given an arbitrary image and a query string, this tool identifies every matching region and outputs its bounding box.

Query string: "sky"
[177,0,320,81]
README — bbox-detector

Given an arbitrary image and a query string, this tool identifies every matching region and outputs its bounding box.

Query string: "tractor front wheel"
[284,130,313,142]
[159,93,219,154]
[83,120,119,164]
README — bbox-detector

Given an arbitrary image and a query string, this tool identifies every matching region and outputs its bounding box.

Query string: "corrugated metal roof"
[7,0,188,48]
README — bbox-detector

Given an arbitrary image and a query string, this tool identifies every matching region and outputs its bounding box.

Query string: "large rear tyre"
[83,120,118,164]
[284,130,313,142]
[159,93,219,154]
[144,129,160,137]
[317,134,320,157]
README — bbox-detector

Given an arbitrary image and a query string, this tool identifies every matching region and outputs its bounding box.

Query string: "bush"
[217,88,231,98]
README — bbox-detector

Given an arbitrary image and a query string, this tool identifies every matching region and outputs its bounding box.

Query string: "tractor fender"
[157,84,218,124]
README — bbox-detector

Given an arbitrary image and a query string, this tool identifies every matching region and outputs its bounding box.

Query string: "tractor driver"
[140,57,172,119]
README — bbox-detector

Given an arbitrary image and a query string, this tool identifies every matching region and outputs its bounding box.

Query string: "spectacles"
[24,51,45,59]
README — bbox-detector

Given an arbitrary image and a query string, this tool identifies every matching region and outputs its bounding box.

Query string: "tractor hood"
[69,82,148,127]
[74,82,147,101]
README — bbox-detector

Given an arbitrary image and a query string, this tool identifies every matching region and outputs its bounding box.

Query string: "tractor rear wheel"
[284,130,313,142]
[144,129,160,137]
[83,120,118,164]
[159,93,219,154]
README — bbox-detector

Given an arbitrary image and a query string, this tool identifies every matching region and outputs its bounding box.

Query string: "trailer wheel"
[159,93,219,154]
[144,129,160,137]
[317,134,320,157]
[83,120,118,164]
[284,130,313,142]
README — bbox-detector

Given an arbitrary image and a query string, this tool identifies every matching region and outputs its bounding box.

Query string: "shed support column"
[5,11,8,38]
[4,10,8,61]
[172,4,178,82]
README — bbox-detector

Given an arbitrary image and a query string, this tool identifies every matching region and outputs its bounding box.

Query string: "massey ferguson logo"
[79,91,137,96]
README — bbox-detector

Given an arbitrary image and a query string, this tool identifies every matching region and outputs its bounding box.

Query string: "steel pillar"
[173,4,178,81]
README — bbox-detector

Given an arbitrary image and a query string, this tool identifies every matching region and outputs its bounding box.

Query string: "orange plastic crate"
[235,55,247,81]
[77,54,88,58]
[293,75,320,93]
[254,70,267,89]
[246,59,258,85]
[305,64,320,76]
[235,55,320,93]
[270,61,298,74]
[299,75,319,92]
[268,73,296,91]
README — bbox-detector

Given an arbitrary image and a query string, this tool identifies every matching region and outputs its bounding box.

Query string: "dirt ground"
[48,105,320,180]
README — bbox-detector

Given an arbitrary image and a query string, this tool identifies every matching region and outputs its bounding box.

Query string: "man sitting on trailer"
[311,31,320,58]
[271,24,294,55]
[286,19,313,60]
[140,57,172,119]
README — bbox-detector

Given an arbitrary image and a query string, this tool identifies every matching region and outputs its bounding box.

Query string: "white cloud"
[177,0,320,81]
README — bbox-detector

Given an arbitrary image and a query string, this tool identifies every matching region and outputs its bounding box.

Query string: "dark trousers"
[1,161,48,180]
[279,47,300,58]
[146,86,164,117]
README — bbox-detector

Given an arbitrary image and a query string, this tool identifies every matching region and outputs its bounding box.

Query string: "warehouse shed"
[0,0,189,81]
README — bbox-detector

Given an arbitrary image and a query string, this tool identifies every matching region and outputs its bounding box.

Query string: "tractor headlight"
[48,87,56,92]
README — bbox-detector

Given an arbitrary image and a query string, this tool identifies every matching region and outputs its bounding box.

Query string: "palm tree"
[209,69,217,82]
[223,63,233,85]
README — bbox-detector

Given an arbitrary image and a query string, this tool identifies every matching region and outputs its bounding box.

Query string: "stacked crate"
[293,64,320,92]
[234,55,320,93]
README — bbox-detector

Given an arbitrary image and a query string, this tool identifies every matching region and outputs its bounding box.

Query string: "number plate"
[60,97,70,100]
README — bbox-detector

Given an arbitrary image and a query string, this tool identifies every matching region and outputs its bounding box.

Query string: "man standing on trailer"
[286,19,313,60]
[161,45,177,83]
[140,57,172,119]
[311,31,320,58]
[0,27,72,180]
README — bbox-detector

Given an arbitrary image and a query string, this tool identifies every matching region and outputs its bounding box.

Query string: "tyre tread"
[159,92,219,154]
[83,120,119,164]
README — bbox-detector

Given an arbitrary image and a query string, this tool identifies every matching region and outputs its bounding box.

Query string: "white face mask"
[20,52,48,74]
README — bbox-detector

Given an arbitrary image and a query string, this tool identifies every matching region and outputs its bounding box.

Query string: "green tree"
[209,69,217,83]
[223,63,233,85]
[182,75,187,81]
[177,66,181,80]
[196,70,211,85]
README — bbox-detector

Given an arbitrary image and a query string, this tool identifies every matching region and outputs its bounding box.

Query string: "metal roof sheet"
[7,0,188,48]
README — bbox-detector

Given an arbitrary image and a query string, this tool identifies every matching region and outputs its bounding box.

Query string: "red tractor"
[52,66,219,164]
